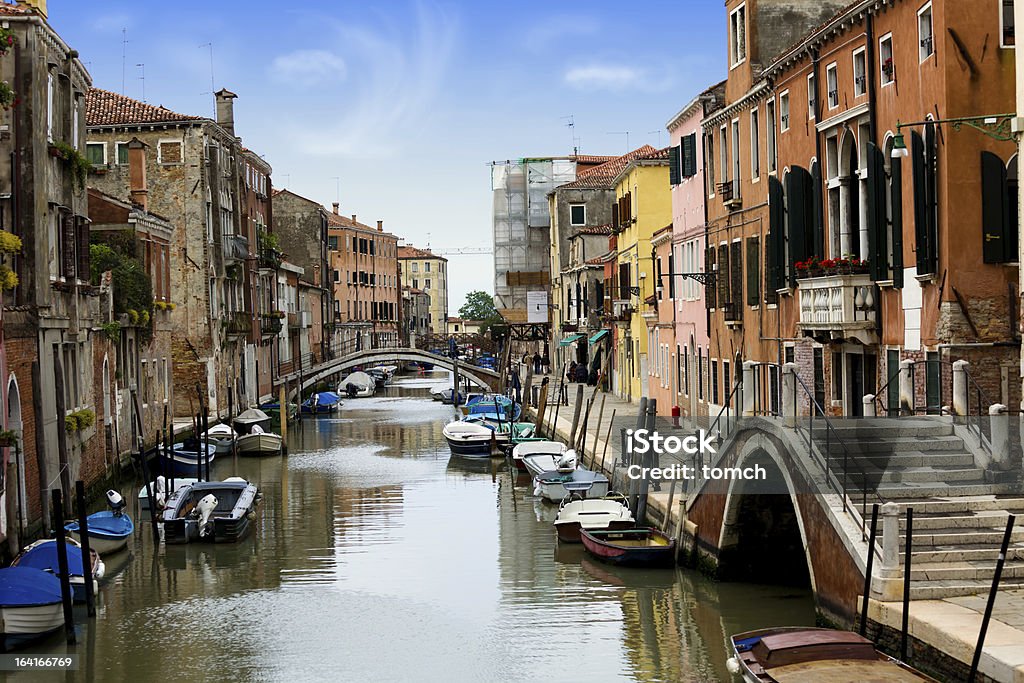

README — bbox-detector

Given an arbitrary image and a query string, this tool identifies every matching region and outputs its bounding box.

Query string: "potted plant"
[0,429,17,447]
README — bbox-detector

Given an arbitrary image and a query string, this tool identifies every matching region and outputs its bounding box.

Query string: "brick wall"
[3,321,41,531]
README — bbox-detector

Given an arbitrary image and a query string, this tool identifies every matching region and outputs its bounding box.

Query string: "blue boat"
[65,509,134,556]
[301,391,342,415]
[157,441,217,477]
[0,567,65,650]
[11,539,104,603]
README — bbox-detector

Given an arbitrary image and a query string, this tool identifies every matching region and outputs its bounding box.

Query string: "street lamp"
[892,113,1017,160]
[890,132,909,159]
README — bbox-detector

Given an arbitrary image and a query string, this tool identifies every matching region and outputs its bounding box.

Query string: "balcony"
[223,234,249,265]
[259,248,282,271]
[797,273,877,344]
[224,311,251,336]
[717,180,741,210]
[261,315,283,336]
[288,311,312,329]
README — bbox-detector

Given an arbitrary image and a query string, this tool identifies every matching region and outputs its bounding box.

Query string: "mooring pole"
[203,405,211,481]
[859,503,880,637]
[51,489,76,644]
[600,409,616,475]
[568,385,584,448]
[968,514,1016,683]
[900,507,913,662]
[74,480,96,617]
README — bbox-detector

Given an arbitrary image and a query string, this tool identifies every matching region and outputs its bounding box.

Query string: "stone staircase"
[812,418,1023,600]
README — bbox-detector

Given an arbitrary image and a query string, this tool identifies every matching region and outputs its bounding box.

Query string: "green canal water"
[23,371,815,682]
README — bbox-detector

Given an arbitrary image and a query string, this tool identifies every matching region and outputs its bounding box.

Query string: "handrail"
[709,378,743,441]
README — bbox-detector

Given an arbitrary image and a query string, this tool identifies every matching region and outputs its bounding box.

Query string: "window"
[425,278,431,290]
[731,119,740,195]
[746,236,760,305]
[711,359,719,405]
[919,3,934,60]
[86,142,105,165]
[780,91,790,132]
[853,48,867,97]
[569,204,586,226]
[412,278,418,289]
[116,142,129,165]
[750,108,760,179]
[880,33,895,85]
[766,99,777,173]
[158,140,183,164]
[328,236,338,250]
[807,73,816,120]
[826,63,838,109]
[425,261,431,272]
[411,262,418,272]
[697,352,704,400]
[730,4,747,67]
[1003,0,1016,47]
[706,133,716,197]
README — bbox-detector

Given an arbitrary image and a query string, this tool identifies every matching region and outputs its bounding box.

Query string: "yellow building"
[398,245,448,335]
[610,149,671,401]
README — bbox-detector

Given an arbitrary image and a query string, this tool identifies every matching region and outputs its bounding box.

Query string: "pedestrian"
[568,361,578,383]
[541,351,550,375]
[533,351,542,374]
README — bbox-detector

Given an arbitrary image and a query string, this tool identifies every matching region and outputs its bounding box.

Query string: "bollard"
[880,502,900,576]
[742,361,756,416]
[990,404,1009,470]
[898,360,914,416]
[671,404,680,429]
[781,364,798,427]
[863,394,876,417]
[952,360,970,417]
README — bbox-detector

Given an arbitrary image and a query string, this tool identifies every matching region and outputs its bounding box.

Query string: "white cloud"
[270,50,347,87]
[563,63,671,92]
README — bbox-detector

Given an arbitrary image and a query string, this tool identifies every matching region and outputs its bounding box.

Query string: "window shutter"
[891,156,904,288]
[924,123,938,273]
[668,252,675,299]
[718,243,730,308]
[730,241,743,319]
[746,237,760,305]
[76,217,90,281]
[682,133,697,177]
[767,175,785,299]
[786,167,810,285]
[810,161,824,259]
[981,150,1010,264]
[912,130,938,274]
[866,142,889,280]
[706,246,717,309]
[62,213,76,279]
[612,201,619,229]
[669,144,681,185]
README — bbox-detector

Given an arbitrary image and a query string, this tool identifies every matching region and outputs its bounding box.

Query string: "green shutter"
[924,123,938,274]
[682,133,697,177]
[746,237,760,305]
[811,161,824,259]
[786,167,811,285]
[669,145,681,185]
[767,175,785,296]
[866,142,889,281]
[981,150,1010,264]
[911,131,930,274]
[706,246,717,309]
[891,156,904,288]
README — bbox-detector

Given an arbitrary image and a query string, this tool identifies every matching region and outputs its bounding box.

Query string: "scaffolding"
[491,157,578,315]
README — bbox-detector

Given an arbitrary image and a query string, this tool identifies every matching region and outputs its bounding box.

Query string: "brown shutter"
[705,246,717,309]
[718,243,729,309]
[746,237,760,306]
[730,240,743,319]
[62,213,76,279]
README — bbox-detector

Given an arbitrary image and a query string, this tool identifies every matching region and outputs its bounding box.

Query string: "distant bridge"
[289,347,501,395]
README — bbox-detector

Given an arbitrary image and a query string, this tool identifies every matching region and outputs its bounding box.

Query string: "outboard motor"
[194,494,218,538]
[154,476,167,509]
[557,450,578,473]
[106,489,126,516]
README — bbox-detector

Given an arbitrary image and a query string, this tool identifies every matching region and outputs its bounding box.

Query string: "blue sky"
[48,0,725,310]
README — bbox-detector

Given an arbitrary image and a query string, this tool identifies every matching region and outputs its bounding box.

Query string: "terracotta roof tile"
[398,245,447,261]
[571,154,619,166]
[86,87,203,127]
[571,224,613,237]
[0,4,31,15]
[557,145,659,190]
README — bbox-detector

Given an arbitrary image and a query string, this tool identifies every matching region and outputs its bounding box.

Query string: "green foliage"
[64,414,78,433]
[100,322,121,341]
[89,243,153,319]
[458,290,499,321]
[52,140,91,190]
[64,409,95,434]
[0,429,17,446]
[258,230,280,252]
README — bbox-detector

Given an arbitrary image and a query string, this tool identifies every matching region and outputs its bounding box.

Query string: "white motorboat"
[522,450,578,479]
[554,493,634,543]
[139,476,197,511]
[236,431,283,456]
[203,423,237,454]
[442,420,497,457]
[511,440,566,472]
[338,371,375,398]
[0,567,65,650]
[232,407,272,432]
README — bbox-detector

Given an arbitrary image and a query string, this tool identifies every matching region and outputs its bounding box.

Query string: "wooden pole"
[859,504,880,637]
[600,409,616,475]
[589,393,607,469]
[51,489,76,644]
[74,480,96,617]
[568,385,584,449]
[900,507,914,662]
[969,515,1016,682]
[279,383,288,441]
[534,378,549,431]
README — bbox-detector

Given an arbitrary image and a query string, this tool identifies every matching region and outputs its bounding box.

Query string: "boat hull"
[161,480,259,545]
[444,436,495,457]
[156,446,216,477]
[164,515,252,545]
[555,519,635,544]
[0,603,64,649]
[236,433,283,456]
[66,530,127,555]
[536,478,609,503]
[580,528,676,567]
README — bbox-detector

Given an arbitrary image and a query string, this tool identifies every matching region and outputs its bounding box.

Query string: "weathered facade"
[401,286,430,345]
[397,244,447,335]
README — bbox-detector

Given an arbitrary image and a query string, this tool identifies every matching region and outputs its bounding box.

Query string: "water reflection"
[26,371,814,682]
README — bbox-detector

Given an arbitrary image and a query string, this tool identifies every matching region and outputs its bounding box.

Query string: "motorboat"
[728,627,938,682]
[364,368,388,388]
[64,490,134,555]
[338,371,375,398]
[259,400,298,423]
[203,422,237,454]
[139,476,198,512]
[579,527,675,568]
[156,440,217,477]
[232,407,273,432]
[301,391,342,415]
[522,449,578,478]
[554,492,634,543]
[11,539,105,603]
[161,478,260,544]
[0,567,65,650]
[533,464,610,503]
[442,420,498,457]
[511,440,566,472]
[236,430,284,456]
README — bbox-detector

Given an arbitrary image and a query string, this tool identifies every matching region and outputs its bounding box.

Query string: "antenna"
[198,43,215,96]
[606,131,631,153]
[136,63,145,102]
[331,176,340,204]
[121,28,128,94]
[647,130,663,147]
[561,115,580,155]
[281,174,291,187]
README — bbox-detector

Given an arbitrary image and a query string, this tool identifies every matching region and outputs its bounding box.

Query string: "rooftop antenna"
[136,63,145,102]
[561,115,580,155]
[648,130,663,147]
[331,176,340,204]
[121,28,128,94]
[606,131,631,153]
[281,174,291,187]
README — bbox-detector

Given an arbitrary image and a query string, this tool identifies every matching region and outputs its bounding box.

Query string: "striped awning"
[559,333,584,346]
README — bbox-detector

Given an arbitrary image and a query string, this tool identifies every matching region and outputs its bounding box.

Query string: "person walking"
[541,351,550,375]
[533,351,542,375]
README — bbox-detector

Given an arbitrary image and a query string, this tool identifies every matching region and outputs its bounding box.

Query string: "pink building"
[666,85,722,421]
[647,226,677,415]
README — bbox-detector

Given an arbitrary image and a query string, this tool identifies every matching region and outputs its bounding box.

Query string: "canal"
[31,371,815,682]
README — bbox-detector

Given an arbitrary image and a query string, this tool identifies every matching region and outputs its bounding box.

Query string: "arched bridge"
[294,347,501,394]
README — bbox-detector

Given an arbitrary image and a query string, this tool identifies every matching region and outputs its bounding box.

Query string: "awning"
[559,333,584,346]
[588,330,609,345]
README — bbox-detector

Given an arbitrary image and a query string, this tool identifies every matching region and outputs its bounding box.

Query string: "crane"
[429,247,494,255]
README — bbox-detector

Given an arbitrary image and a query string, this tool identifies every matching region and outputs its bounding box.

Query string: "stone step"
[909,546,1024,564]
[900,528,1024,547]
[812,420,955,439]
[867,482,1021,500]
[888,496,1024,515]
[819,436,967,454]
[910,578,1024,600]
[900,512,1015,530]
[845,466,986,484]
[909,560,1024,582]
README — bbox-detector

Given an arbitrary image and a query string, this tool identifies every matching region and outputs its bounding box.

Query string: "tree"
[459,290,499,321]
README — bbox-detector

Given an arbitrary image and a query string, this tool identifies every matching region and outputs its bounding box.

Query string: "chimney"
[332,202,339,215]
[128,137,149,211]
[214,88,238,136]
[17,0,46,19]
[351,214,357,223]
[377,220,383,232]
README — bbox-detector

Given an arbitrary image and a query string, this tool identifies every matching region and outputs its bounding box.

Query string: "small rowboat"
[11,539,105,603]
[203,423,237,454]
[580,527,675,568]
[728,627,938,682]
[65,511,134,555]
[236,431,283,456]
[0,567,65,650]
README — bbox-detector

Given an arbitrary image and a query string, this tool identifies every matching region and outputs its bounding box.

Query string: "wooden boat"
[259,400,298,423]
[162,478,259,544]
[139,476,198,511]
[728,627,938,682]
[554,492,634,543]
[442,420,497,457]
[301,391,342,415]
[511,440,566,472]
[339,371,375,397]
[534,467,610,503]
[236,431,283,456]
[0,567,65,650]
[579,527,675,567]
[232,407,273,432]
[156,441,217,477]
[64,492,134,555]
[203,423,237,454]
[11,539,105,603]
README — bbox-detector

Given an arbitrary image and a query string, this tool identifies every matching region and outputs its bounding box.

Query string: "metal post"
[859,503,880,636]
[74,480,96,617]
[900,507,913,662]
[51,489,76,644]
[968,515,1016,683]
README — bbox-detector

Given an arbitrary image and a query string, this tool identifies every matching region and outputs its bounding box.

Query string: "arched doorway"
[5,374,25,553]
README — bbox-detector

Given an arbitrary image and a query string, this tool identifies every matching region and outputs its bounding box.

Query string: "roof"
[0,5,31,16]
[571,224,613,237]
[570,154,619,166]
[326,211,398,239]
[86,88,204,127]
[398,245,447,262]
[556,145,659,190]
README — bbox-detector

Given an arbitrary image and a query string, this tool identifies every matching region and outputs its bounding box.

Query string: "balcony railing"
[224,311,250,336]
[223,234,249,264]
[261,316,283,336]
[259,248,282,270]
[797,273,877,344]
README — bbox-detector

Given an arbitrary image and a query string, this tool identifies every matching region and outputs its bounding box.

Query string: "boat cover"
[13,540,89,576]
[0,566,63,606]
[65,511,134,538]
